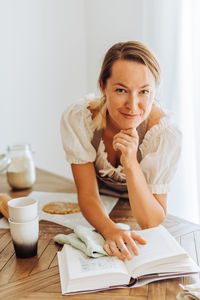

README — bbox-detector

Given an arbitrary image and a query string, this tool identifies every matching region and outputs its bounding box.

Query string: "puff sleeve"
[60,98,96,164]
[139,118,182,194]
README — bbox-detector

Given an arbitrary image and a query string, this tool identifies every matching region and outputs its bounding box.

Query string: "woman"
[61,41,181,261]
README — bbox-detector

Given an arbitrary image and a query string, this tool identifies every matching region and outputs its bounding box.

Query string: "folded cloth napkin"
[176,283,200,300]
[54,223,130,258]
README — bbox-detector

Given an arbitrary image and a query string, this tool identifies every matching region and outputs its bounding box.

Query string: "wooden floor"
[0,169,200,300]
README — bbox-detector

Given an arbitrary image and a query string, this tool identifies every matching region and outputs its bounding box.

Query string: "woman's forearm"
[124,161,166,229]
[112,128,166,228]
[77,193,119,237]
[71,163,119,237]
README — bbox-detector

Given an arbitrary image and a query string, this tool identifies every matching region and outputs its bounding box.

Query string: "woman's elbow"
[139,212,166,229]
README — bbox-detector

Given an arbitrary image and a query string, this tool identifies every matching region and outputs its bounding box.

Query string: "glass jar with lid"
[6,144,36,189]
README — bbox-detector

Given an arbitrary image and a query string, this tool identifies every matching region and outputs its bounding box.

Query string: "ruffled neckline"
[97,116,171,181]
[98,139,126,181]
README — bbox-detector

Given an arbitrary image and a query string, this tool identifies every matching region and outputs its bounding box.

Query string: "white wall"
[85,0,145,95]
[0,0,87,179]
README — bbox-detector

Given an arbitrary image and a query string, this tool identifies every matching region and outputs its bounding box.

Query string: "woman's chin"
[108,115,143,131]
[119,120,142,130]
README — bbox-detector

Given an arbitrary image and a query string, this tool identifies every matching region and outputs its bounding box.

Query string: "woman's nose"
[125,93,139,111]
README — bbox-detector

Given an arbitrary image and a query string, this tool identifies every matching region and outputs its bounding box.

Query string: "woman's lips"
[120,112,140,119]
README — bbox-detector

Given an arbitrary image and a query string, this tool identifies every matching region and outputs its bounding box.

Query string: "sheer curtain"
[177,0,200,223]
[193,1,200,222]
[139,0,200,223]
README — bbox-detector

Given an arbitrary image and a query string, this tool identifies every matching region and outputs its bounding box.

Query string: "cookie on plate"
[42,201,80,214]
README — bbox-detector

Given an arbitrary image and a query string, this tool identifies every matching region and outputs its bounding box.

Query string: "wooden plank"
[147,280,166,300]
[0,168,77,195]
[100,287,130,295]
[30,244,57,275]
[40,284,130,297]
[0,229,8,238]
[0,241,15,270]
[0,240,15,260]
[39,223,72,244]
[0,266,60,300]
[15,293,64,300]
[130,285,148,296]
[15,292,147,300]
[10,256,40,283]
[38,282,61,293]
[0,254,16,286]
[49,253,58,268]
[166,277,183,300]
[9,238,50,282]
[0,231,12,253]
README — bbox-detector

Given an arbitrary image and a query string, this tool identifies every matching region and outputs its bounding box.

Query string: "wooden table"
[0,168,200,300]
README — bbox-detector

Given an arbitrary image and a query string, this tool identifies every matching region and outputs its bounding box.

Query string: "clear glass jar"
[6,144,36,189]
[0,153,11,173]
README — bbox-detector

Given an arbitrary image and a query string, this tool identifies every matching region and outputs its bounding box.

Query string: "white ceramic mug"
[8,196,38,222]
[9,216,39,258]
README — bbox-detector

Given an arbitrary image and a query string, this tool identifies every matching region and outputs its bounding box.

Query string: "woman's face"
[102,59,156,130]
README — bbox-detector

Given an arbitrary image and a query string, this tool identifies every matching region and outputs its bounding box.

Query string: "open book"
[57,225,200,295]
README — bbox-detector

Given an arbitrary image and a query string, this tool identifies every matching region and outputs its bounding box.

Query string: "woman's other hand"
[103,228,146,261]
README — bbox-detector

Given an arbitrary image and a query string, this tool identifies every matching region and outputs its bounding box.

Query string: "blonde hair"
[90,41,161,129]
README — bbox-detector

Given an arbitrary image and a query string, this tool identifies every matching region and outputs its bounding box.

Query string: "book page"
[63,244,128,279]
[125,225,188,277]
[58,244,131,294]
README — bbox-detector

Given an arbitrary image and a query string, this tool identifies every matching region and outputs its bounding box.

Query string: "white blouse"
[60,94,182,194]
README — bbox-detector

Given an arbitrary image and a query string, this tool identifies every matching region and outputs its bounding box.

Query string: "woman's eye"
[116,88,126,93]
[140,90,149,95]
